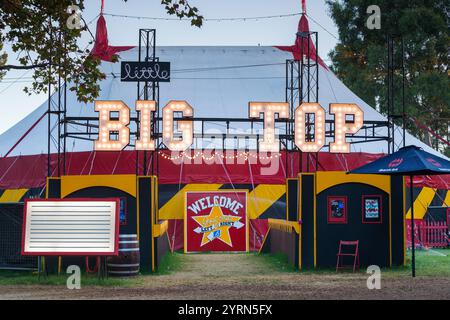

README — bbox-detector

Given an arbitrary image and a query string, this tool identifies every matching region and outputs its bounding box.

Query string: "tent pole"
[410,175,416,277]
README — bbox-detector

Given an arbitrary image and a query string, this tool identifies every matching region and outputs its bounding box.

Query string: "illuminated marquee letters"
[295,102,326,152]
[249,102,289,153]
[162,101,194,152]
[135,100,156,151]
[95,101,130,151]
[94,100,363,153]
[329,103,363,153]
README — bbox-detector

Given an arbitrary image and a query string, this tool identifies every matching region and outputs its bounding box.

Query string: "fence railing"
[406,220,449,249]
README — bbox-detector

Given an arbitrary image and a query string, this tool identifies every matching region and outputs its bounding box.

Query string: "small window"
[119,197,127,225]
[362,195,382,224]
[327,196,347,224]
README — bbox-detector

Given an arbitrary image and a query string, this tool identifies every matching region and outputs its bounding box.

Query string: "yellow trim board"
[60,174,137,198]
[0,189,28,202]
[316,171,390,194]
[268,218,300,234]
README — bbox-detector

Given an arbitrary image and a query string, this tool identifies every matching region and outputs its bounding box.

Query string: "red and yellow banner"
[184,191,248,253]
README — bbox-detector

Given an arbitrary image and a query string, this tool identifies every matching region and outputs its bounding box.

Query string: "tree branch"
[0,63,49,70]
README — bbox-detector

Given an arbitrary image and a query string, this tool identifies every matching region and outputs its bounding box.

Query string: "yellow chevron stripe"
[248,184,285,219]
[406,187,436,220]
[159,184,223,219]
[0,189,29,202]
[443,190,450,207]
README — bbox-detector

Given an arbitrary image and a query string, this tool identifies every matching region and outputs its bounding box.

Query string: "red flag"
[275,14,328,69]
[90,14,134,62]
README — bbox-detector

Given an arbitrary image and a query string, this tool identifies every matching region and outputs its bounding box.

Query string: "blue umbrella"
[349,145,450,277]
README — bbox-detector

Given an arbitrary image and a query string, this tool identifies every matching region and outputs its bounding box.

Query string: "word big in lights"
[94,100,363,153]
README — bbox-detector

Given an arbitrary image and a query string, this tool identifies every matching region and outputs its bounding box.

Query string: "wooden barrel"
[107,234,140,277]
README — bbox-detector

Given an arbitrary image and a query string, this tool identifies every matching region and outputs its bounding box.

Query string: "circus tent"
[0,7,449,250]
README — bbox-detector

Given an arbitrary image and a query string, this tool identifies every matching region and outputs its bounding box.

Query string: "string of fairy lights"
[102,12,303,22]
[158,150,281,161]
[101,12,339,40]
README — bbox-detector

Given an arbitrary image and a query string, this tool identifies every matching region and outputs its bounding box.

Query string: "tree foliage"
[0,40,6,79]
[326,0,450,152]
[0,0,203,102]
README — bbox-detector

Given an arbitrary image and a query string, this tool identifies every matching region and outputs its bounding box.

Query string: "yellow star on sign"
[192,205,242,247]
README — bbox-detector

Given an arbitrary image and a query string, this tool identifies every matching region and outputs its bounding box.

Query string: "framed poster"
[362,195,382,224]
[184,191,248,253]
[327,196,347,224]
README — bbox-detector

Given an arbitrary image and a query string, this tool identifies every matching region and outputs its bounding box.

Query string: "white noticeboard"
[22,199,119,256]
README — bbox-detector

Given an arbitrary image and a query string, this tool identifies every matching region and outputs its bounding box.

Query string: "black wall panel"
[391,176,405,266]
[316,183,390,268]
[138,177,153,272]
[287,179,299,222]
[65,187,137,235]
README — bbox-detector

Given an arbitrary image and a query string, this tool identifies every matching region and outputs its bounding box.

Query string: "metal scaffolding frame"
[63,116,390,151]
[387,35,407,154]
[285,30,320,175]
[136,29,160,176]
[50,28,405,179]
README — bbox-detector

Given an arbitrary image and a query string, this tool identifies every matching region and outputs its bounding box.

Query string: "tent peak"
[274,12,328,69]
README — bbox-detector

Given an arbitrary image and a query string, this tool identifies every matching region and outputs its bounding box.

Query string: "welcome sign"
[184,191,248,253]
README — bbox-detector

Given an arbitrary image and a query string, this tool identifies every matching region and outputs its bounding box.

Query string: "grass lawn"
[403,248,450,276]
[0,252,184,286]
[256,248,450,277]
[0,270,136,286]
[0,248,448,287]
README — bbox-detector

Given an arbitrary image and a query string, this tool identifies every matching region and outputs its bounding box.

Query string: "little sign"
[120,61,170,82]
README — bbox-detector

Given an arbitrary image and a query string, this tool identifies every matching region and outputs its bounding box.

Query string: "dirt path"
[1,253,449,300]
